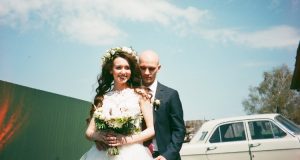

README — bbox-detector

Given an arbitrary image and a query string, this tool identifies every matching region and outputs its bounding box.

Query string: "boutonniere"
[153,99,160,111]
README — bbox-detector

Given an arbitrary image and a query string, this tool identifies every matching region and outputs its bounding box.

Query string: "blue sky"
[1,0,300,120]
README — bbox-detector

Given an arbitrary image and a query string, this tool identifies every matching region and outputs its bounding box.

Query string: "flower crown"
[101,46,138,65]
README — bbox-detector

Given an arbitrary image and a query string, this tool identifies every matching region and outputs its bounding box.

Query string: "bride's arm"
[127,97,155,143]
[85,117,107,143]
[107,97,154,146]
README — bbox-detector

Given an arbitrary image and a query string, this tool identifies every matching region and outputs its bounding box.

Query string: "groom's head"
[139,50,161,87]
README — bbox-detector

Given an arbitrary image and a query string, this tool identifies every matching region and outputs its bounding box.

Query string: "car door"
[205,122,251,160]
[247,120,300,160]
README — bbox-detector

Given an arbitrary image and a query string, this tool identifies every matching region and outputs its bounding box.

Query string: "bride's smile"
[111,57,131,89]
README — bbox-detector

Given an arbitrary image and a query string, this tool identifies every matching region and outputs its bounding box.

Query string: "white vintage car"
[180,113,300,160]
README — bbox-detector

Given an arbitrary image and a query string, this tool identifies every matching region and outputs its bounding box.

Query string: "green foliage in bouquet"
[94,116,142,156]
[94,117,141,135]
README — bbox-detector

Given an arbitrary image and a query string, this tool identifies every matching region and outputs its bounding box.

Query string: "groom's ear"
[157,64,161,71]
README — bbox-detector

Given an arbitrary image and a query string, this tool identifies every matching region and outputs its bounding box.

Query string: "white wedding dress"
[80,88,153,160]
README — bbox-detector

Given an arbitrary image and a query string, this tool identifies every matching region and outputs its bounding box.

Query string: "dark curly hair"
[87,47,143,120]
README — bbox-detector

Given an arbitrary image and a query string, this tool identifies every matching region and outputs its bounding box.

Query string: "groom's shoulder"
[158,82,177,93]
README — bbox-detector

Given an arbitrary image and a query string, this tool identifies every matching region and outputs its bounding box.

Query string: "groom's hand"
[155,155,166,160]
[105,133,125,146]
[95,140,108,151]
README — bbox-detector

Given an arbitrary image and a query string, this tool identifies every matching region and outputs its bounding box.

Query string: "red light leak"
[0,93,28,151]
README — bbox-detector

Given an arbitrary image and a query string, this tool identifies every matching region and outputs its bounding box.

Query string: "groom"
[139,50,186,160]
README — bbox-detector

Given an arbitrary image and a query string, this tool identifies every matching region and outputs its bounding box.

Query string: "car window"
[199,131,208,141]
[248,120,286,140]
[209,122,246,143]
[275,115,300,134]
[209,127,221,143]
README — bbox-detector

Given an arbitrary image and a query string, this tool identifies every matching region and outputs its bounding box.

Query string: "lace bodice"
[101,88,141,121]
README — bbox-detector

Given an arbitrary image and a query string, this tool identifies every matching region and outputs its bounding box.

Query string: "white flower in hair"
[101,46,138,65]
[121,46,132,53]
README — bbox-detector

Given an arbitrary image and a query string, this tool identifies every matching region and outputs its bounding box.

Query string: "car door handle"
[207,146,217,151]
[249,143,261,148]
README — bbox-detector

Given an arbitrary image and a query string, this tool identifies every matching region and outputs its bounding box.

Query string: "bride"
[80,47,154,160]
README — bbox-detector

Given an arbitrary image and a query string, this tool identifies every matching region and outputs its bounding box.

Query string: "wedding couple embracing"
[80,47,186,160]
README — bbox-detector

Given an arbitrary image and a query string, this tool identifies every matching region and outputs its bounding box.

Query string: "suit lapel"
[155,83,164,101]
[153,83,164,123]
[155,84,163,100]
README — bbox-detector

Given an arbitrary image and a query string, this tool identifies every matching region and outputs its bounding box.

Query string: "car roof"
[201,113,280,130]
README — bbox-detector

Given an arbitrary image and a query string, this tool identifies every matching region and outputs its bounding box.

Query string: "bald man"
[139,50,186,160]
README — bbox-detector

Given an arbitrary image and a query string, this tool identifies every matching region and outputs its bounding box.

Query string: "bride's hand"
[105,133,126,146]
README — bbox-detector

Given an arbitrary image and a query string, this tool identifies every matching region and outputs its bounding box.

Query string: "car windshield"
[275,115,300,134]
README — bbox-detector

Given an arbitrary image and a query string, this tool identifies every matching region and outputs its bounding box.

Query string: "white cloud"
[0,0,51,27]
[0,0,208,46]
[1,0,298,49]
[58,13,124,46]
[237,25,300,49]
[199,25,300,49]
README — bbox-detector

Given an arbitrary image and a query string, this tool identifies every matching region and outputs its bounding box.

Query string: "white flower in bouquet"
[92,90,143,156]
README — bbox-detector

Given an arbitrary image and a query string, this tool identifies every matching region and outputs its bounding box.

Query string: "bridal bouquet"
[93,105,142,156]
